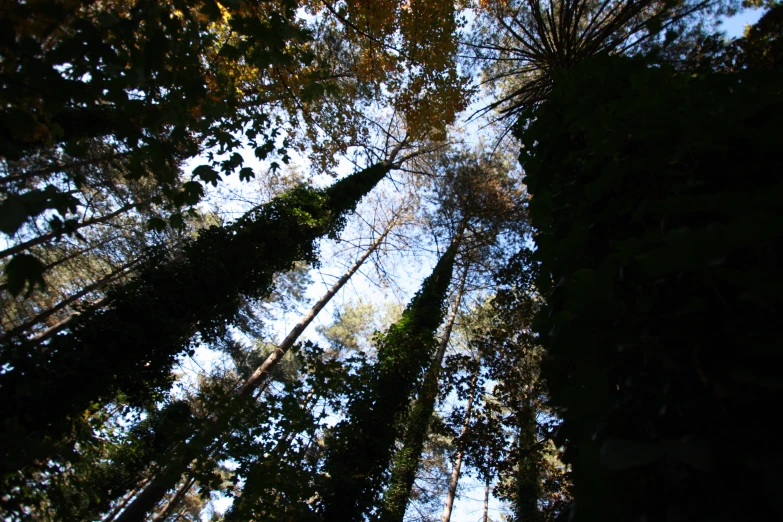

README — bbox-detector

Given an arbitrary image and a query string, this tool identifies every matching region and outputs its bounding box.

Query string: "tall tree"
[377,145,526,522]
[111,211,403,522]
[379,263,469,522]
[516,47,783,521]
[317,224,465,521]
[0,148,403,482]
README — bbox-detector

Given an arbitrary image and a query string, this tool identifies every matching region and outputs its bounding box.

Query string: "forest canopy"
[1,1,781,521]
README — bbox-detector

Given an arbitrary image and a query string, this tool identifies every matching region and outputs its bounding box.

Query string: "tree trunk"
[483,469,491,522]
[102,476,152,522]
[112,219,396,522]
[513,399,542,522]
[151,476,196,522]
[379,256,470,522]
[0,202,138,260]
[441,354,481,522]
[28,296,110,343]
[0,233,123,292]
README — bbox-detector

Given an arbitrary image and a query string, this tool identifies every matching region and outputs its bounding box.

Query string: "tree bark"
[28,296,110,344]
[102,475,152,522]
[151,476,196,522]
[483,469,491,522]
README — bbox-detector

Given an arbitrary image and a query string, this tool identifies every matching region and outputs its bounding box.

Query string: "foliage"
[517,54,783,521]
[304,0,472,142]
[1,398,197,520]
[470,0,738,119]
[318,241,460,521]
[0,161,392,485]
[662,2,783,71]
[0,0,322,290]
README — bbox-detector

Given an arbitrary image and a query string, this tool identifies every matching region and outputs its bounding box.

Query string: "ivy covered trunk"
[511,401,541,522]
[518,56,783,521]
[379,262,469,522]
[0,161,393,479]
[318,224,465,522]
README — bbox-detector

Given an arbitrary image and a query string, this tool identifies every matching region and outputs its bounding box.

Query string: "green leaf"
[217,43,240,59]
[193,165,220,187]
[255,142,275,161]
[5,254,46,297]
[646,16,663,35]
[181,181,205,206]
[0,108,37,140]
[0,197,28,235]
[301,82,325,101]
[169,213,185,230]
[239,167,255,182]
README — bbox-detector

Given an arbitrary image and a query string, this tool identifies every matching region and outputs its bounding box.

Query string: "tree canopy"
[1,1,781,521]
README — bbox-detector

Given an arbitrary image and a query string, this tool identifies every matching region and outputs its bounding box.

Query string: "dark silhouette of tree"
[516,51,783,521]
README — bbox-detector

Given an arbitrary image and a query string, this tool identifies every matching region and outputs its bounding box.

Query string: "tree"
[440,349,482,522]
[378,146,524,522]
[470,0,736,120]
[0,0,320,289]
[0,149,402,482]
[109,210,403,522]
[516,50,783,521]
[379,264,469,522]
[317,227,464,521]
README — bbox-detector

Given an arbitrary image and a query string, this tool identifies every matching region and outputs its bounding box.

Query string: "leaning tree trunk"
[441,353,481,522]
[319,217,467,522]
[110,220,397,522]
[379,261,470,522]
[0,152,400,479]
[150,476,195,522]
